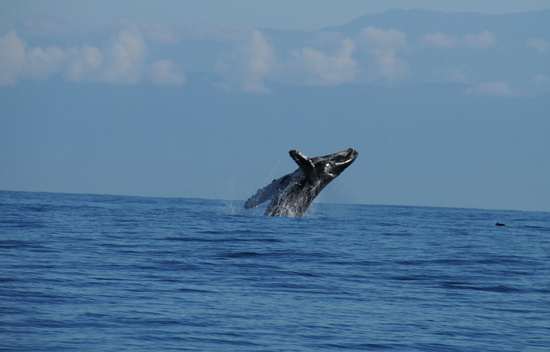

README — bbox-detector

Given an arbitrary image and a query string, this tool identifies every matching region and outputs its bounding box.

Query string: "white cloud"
[241,30,275,92]
[371,47,409,81]
[64,45,103,82]
[148,60,185,86]
[64,28,146,85]
[99,28,147,84]
[465,81,526,97]
[0,31,27,85]
[0,30,67,85]
[419,31,495,50]
[217,26,409,88]
[290,38,357,86]
[1,22,186,86]
[526,39,550,53]
[355,27,409,81]
[356,27,407,50]
[24,46,66,80]
[85,26,186,85]
[216,30,275,92]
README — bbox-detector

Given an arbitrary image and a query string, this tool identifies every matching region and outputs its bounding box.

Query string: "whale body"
[245,148,358,217]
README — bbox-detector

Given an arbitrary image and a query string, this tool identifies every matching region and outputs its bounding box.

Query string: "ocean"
[1,190,549,351]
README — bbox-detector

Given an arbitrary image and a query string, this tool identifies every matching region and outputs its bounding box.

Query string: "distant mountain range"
[326,9,550,39]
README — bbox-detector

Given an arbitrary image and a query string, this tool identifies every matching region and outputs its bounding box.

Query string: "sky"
[2,0,550,32]
[1,1,550,212]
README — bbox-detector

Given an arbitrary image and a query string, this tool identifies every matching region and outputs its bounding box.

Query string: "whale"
[245,148,358,217]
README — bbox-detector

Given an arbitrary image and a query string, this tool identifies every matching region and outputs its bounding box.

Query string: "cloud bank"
[0,22,185,86]
[215,26,410,89]
[0,31,66,84]
[215,30,275,92]
[289,38,357,86]
[1,15,547,96]
[419,31,495,50]
[355,27,409,80]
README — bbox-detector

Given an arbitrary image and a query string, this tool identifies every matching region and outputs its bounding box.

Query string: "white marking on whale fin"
[289,150,317,183]
[244,176,286,209]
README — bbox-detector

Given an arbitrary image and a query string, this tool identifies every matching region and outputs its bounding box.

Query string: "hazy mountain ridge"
[328,9,550,38]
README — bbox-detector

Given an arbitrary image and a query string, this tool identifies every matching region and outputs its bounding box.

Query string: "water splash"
[265,178,325,217]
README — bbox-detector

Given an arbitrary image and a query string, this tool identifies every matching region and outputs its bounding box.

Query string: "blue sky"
[1,1,550,212]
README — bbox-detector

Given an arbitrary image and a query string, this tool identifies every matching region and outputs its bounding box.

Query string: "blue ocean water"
[1,191,549,352]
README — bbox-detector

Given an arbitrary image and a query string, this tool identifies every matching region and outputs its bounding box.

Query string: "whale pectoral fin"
[244,176,287,209]
[289,150,317,183]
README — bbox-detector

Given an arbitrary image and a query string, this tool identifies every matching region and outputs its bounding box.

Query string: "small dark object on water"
[496,222,506,226]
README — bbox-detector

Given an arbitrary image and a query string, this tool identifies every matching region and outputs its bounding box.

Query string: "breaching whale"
[244,148,358,217]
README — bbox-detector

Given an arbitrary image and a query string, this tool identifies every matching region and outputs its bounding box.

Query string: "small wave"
[442,282,521,293]
[0,240,32,249]
[1,219,46,227]
[163,236,281,243]
[222,251,264,258]
[178,287,214,294]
